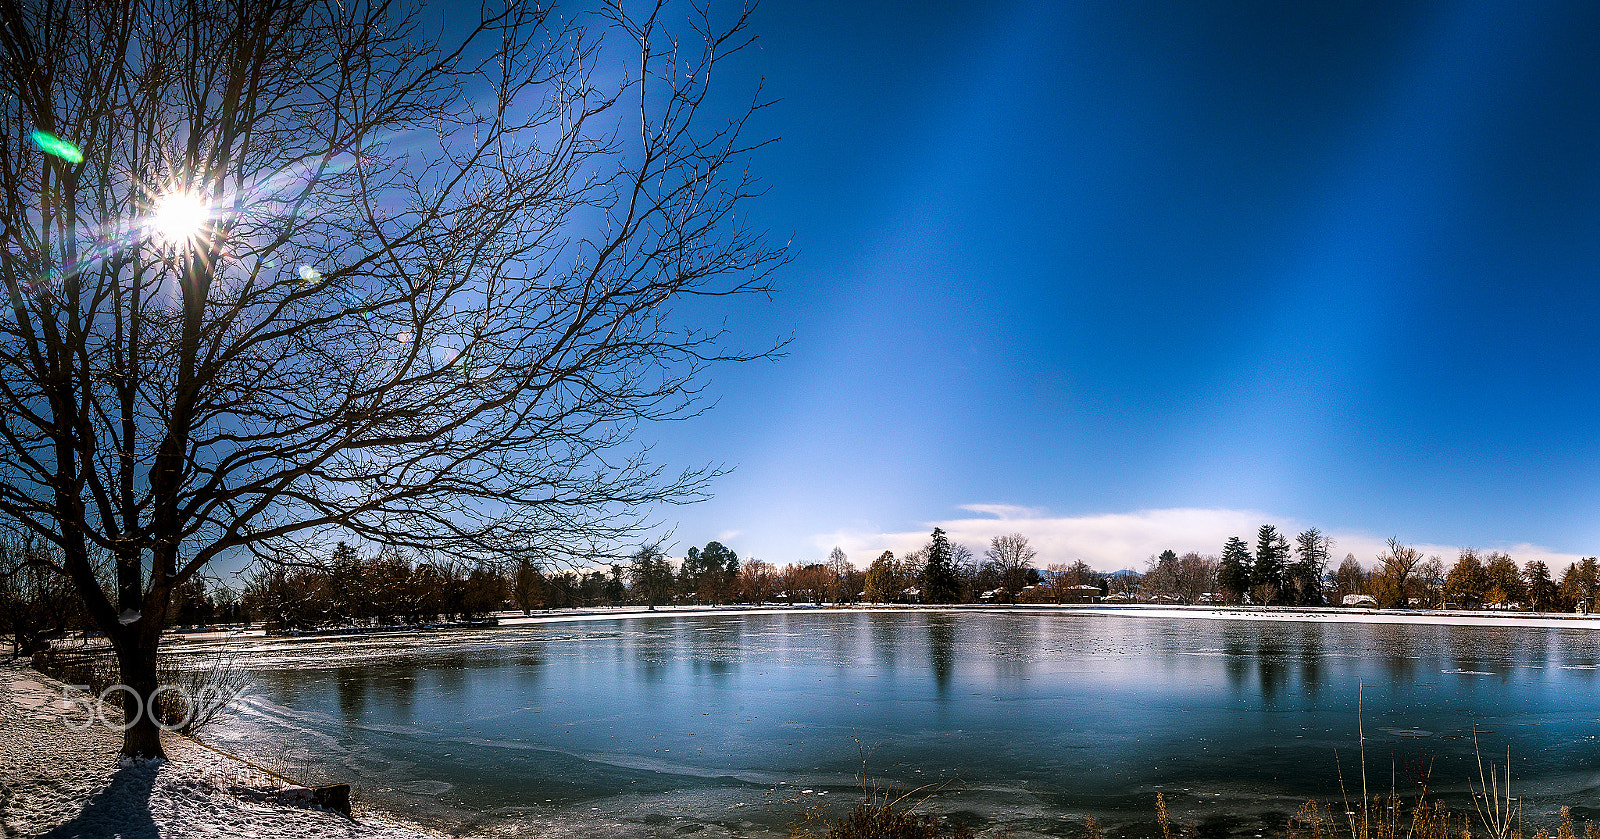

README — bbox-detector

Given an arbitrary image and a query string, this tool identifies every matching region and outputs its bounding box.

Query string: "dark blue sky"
[646,0,1600,570]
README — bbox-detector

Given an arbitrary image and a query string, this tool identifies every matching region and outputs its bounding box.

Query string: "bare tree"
[984,533,1036,597]
[1141,550,1216,604]
[1415,555,1446,608]
[1332,553,1367,602]
[1371,538,1422,608]
[0,0,785,758]
[0,534,87,655]
[737,558,775,605]
[1045,559,1099,603]
[825,546,852,604]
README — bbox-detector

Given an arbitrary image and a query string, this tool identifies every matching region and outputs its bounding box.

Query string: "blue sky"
[641,0,1600,572]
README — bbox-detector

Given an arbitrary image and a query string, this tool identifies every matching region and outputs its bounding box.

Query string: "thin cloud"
[957,503,1046,520]
[816,508,1592,574]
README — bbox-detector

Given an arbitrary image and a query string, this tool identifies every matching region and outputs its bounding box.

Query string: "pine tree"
[1218,537,1253,602]
[922,528,961,604]
[1524,560,1556,612]
[1253,525,1290,604]
[629,544,675,611]
[1290,528,1331,606]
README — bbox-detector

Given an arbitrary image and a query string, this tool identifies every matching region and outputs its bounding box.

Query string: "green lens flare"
[30,131,84,164]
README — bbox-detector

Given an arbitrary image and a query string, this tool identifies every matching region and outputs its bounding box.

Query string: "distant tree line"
[1328,544,1596,612]
[11,525,1600,644]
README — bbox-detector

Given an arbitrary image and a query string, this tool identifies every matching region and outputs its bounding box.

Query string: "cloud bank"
[813,507,1590,573]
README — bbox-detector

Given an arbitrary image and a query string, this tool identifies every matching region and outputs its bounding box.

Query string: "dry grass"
[794,743,973,839]
[32,646,249,735]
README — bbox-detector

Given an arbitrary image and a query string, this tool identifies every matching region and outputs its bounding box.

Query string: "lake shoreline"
[158,601,1600,645]
[0,658,445,838]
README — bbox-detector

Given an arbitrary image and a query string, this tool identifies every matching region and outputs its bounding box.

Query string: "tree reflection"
[1296,625,1324,698]
[1255,636,1289,702]
[927,613,956,693]
[336,670,369,722]
[868,611,903,675]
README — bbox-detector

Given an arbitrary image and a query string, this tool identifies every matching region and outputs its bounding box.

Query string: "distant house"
[1342,594,1378,608]
[1061,584,1101,604]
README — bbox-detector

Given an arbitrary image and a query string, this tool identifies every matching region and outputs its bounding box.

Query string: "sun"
[149,191,211,245]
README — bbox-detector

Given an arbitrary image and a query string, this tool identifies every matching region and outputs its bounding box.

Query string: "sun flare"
[150,192,210,245]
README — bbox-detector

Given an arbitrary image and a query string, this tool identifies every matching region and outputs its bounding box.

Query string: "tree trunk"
[113,625,166,760]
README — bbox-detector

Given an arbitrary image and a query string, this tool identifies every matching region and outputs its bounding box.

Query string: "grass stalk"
[1471,724,1519,839]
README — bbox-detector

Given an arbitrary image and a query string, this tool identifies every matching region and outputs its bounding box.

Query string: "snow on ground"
[0,659,444,839]
[994,602,1600,629]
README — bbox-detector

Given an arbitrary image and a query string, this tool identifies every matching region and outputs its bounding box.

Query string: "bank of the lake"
[0,657,445,839]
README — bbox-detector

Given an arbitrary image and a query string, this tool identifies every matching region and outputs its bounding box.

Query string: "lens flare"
[150,192,210,245]
[31,131,83,164]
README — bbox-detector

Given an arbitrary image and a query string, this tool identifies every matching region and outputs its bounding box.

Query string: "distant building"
[1061,584,1102,604]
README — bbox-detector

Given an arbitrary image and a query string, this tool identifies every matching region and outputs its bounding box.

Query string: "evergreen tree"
[678,546,704,597]
[629,544,675,610]
[326,541,364,624]
[1557,557,1599,611]
[676,541,738,603]
[510,557,545,614]
[606,564,627,604]
[1290,528,1331,606]
[1218,536,1253,602]
[698,541,738,603]
[1524,560,1556,612]
[1252,525,1290,604]
[922,528,961,604]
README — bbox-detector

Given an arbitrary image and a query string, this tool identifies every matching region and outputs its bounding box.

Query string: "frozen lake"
[186,610,1600,837]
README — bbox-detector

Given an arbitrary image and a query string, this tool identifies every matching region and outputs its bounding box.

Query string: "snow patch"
[1,659,443,839]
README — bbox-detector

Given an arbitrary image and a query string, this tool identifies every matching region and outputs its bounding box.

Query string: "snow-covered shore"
[501,601,1600,633]
[163,600,1600,647]
[0,658,444,839]
[971,601,1600,629]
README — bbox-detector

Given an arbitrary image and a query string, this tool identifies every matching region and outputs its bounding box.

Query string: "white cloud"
[814,507,1592,574]
[956,503,1045,520]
